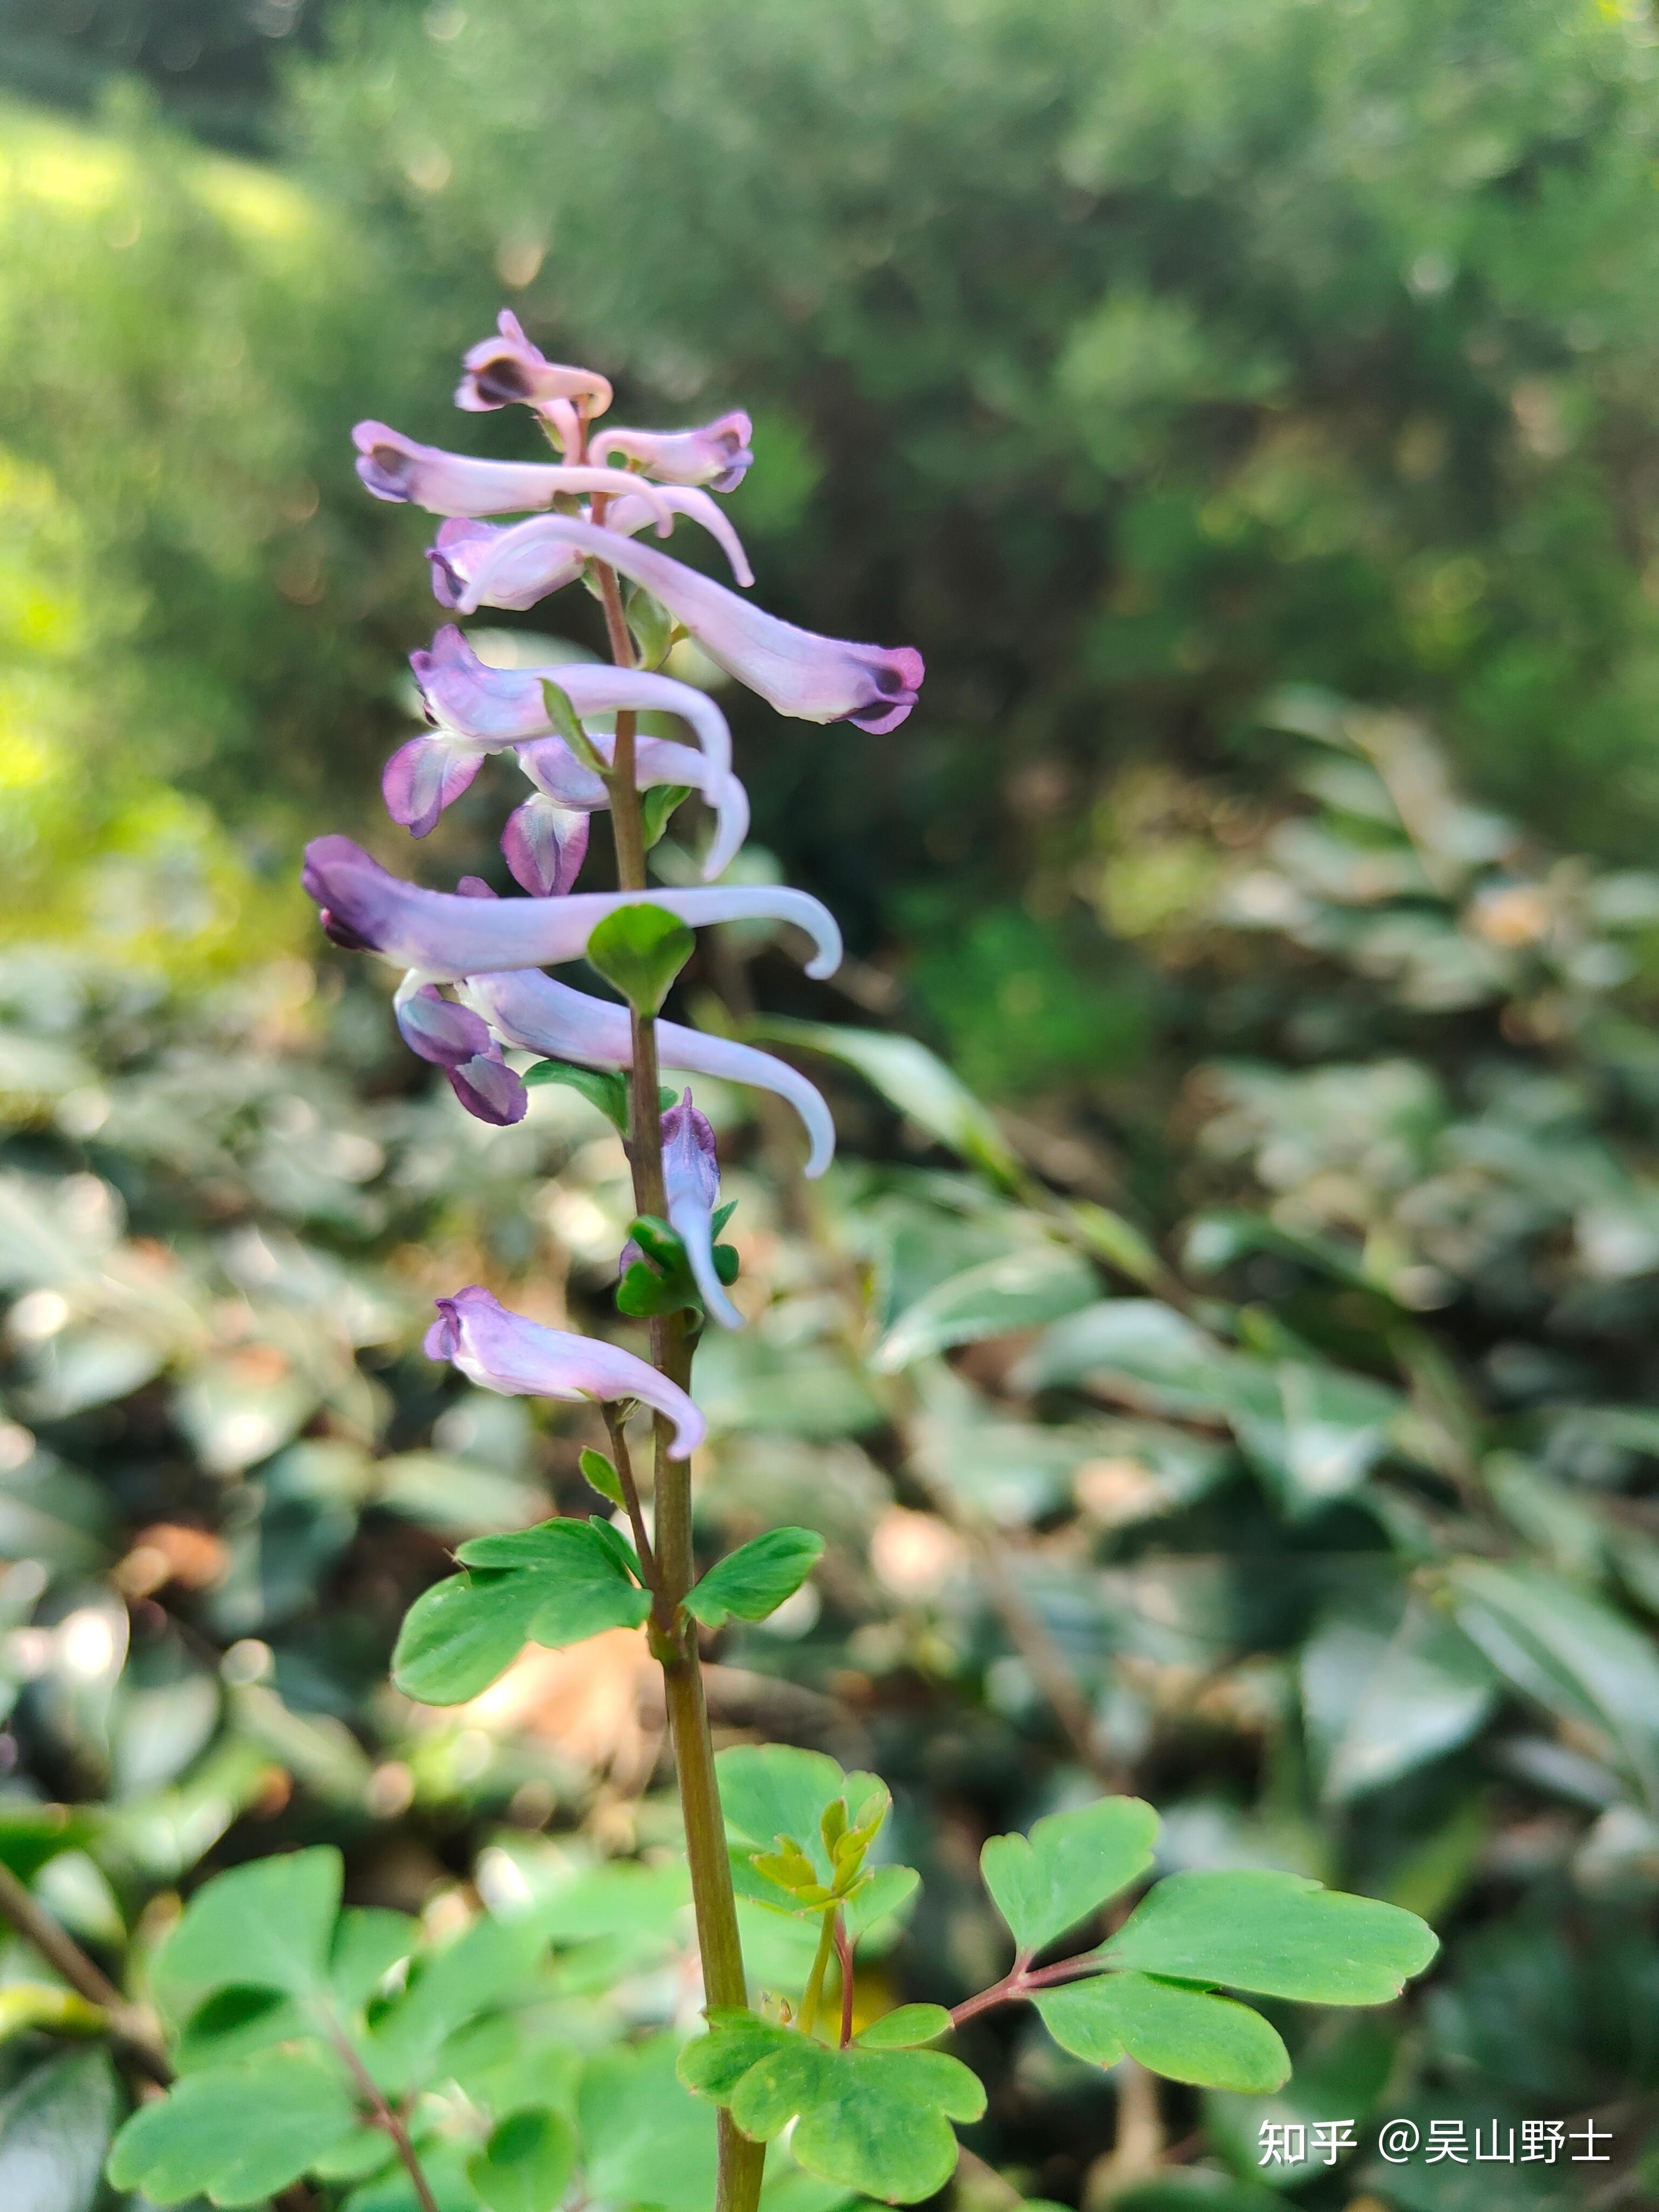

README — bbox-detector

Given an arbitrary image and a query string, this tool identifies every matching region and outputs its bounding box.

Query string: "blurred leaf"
[105,2050,357,2205]
[857,2005,951,2049]
[0,2050,117,2212]
[1302,1601,1496,1803]
[873,1245,1097,1371]
[466,2108,576,2212]
[154,1845,341,2014]
[521,1058,630,1133]
[756,1021,1020,1188]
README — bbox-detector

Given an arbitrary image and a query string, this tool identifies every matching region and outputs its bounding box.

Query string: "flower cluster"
[308,309,922,1415]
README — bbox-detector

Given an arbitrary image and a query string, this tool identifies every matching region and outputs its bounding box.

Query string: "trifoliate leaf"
[1096,1870,1438,2003]
[1035,1972,1290,2092]
[981,1797,1158,1959]
[154,1845,342,2015]
[730,2038,986,2205]
[685,1527,825,1629]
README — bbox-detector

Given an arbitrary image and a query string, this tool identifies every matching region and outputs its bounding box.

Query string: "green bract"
[586,902,696,1017]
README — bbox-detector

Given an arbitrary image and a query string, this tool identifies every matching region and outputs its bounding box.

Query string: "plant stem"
[324,2020,442,2212]
[602,1405,663,1614]
[590,542,764,2212]
[798,1908,838,2040]
[0,1858,170,2085]
[834,1911,854,2049]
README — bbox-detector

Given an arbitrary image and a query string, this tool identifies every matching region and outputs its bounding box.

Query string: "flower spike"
[302,837,841,979]
[428,516,924,733]
[425,1285,705,1457]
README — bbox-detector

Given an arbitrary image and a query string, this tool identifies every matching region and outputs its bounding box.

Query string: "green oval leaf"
[1035,1972,1290,2092]
[1097,1870,1438,2004]
[466,2107,576,2212]
[685,1527,825,1629]
[586,903,695,1015]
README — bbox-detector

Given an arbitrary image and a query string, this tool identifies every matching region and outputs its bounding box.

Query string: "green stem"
[797,1908,838,2040]
[590,544,764,2212]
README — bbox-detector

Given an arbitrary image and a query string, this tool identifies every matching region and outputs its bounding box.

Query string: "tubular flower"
[353,424,672,523]
[589,411,754,492]
[412,626,735,782]
[659,1089,743,1330]
[427,483,752,597]
[454,311,613,419]
[427,515,924,733]
[515,730,751,881]
[425,1285,705,1457]
[302,836,842,979]
[393,978,527,1125]
[462,968,835,1175]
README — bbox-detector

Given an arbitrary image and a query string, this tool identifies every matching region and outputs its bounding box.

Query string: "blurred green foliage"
[7,1,1659,2205]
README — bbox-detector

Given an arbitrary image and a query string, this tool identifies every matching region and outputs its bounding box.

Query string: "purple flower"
[353,424,673,524]
[425,517,924,733]
[394,980,527,1124]
[453,311,613,419]
[412,627,734,782]
[659,1089,742,1330]
[302,837,841,979]
[515,731,751,881]
[382,734,484,839]
[425,1284,705,1457]
[426,485,752,599]
[463,968,835,1176]
[589,411,754,492]
[500,794,590,898]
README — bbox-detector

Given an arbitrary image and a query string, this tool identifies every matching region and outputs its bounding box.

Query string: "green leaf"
[1098,1870,1438,2003]
[0,2050,117,2212]
[390,1572,550,1707]
[154,1845,341,2013]
[395,1524,653,1705]
[466,2108,576,2212]
[579,1447,626,1507]
[872,1246,1099,1372]
[754,1020,1021,1189]
[521,1059,630,1133]
[330,1908,417,2009]
[676,2011,794,2101]
[686,1527,825,1628]
[625,586,674,672]
[858,2004,953,2049]
[539,678,604,772]
[1035,1973,1290,2092]
[1302,1600,1496,1804]
[642,782,693,847]
[105,2051,358,2205]
[718,1745,865,1857]
[586,903,695,1015]
[175,1986,303,2074]
[728,2038,986,2205]
[981,1797,1158,1959]
[1014,1300,1226,1408]
[1447,1559,1659,1799]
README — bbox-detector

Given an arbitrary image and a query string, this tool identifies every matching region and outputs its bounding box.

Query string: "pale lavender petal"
[446,1055,529,1126]
[382,733,484,837]
[302,837,840,979]
[414,626,734,782]
[659,1088,741,1330]
[428,520,583,612]
[590,411,754,492]
[352,423,672,524]
[395,981,493,1067]
[600,485,753,586]
[464,969,835,1176]
[453,312,613,418]
[436,518,923,731]
[501,795,590,897]
[516,737,609,808]
[425,1285,705,1455]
